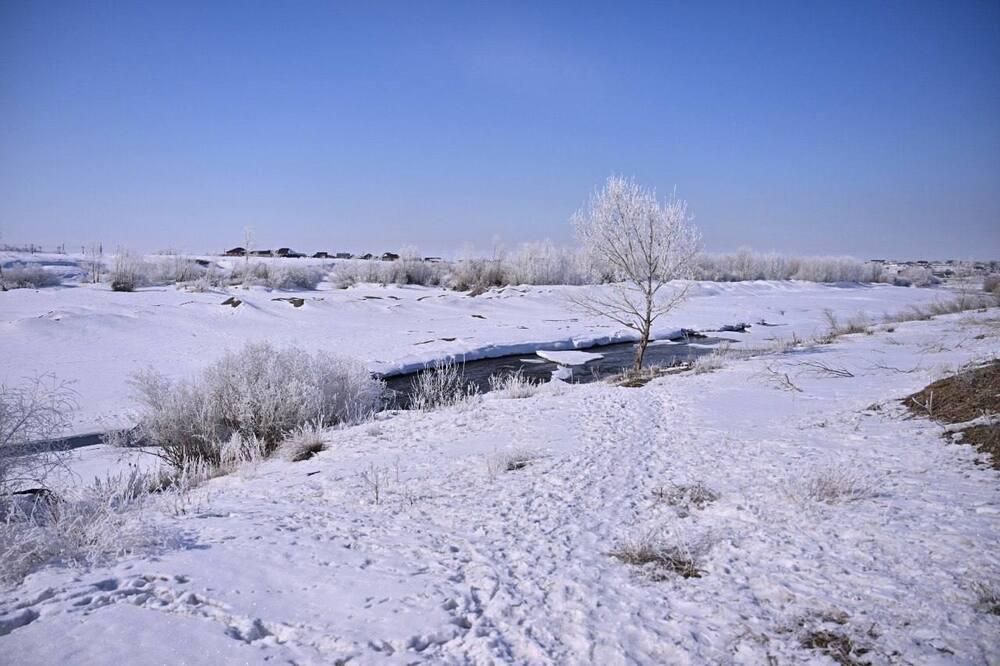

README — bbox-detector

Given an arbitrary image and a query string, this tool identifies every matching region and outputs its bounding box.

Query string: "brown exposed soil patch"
[903,360,1000,468]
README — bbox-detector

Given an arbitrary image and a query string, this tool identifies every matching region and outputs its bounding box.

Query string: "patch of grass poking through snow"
[651,482,719,517]
[612,362,688,387]
[609,531,704,580]
[801,630,872,666]
[0,468,176,584]
[279,422,327,462]
[795,464,881,505]
[486,448,542,480]
[972,581,1000,616]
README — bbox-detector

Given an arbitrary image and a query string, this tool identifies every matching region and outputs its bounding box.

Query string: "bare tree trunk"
[633,336,648,371]
[633,316,652,371]
[633,288,654,371]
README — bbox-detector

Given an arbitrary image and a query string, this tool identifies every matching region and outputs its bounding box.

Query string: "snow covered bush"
[505,241,594,286]
[329,255,446,287]
[387,248,446,286]
[409,360,479,410]
[264,263,327,290]
[149,254,212,285]
[224,261,326,290]
[893,266,939,287]
[694,251,881,283]
[487,369,540,399]
[982,275,1000,296]
[131,343,384,469]
[0,264,62,290]
[109,248,150,292]
[0,375,76,495]
[447,258,507,293]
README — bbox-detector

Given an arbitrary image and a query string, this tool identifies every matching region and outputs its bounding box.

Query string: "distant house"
[312,251,330,259]
[423,256,442,263]
[335,252,353,259]
[250,249,273,257]
[359,253,374,260]
[225,247,246,257]
[275,247,305,258]
[381,252,400,261]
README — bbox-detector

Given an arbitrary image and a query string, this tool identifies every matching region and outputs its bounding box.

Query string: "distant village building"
[225,247,246,257]
[359,253,374,260]
[250,249,273,257]
[275,247,305,258]
[381,252,400,261]
[312,251,330,259]
[335,252,353,259]
[423,256,442,263]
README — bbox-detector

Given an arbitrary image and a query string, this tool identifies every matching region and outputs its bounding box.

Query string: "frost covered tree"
[571,176,700,370]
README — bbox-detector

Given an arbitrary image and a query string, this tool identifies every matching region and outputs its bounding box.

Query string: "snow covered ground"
[0,255,962,435]
[2,301,998,663]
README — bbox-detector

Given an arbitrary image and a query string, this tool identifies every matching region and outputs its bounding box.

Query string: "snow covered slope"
[1,277,954,434]
[2,309,998,664]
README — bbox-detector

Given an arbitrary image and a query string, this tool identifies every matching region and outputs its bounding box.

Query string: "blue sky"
[1,1,998,258]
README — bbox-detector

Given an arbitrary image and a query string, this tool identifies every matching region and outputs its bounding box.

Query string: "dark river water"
[382,336,732,408]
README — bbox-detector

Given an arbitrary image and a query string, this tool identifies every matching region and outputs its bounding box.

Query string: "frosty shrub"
[229,260,271,286]
[0,264,62,290]
[893,266,939,287]
[264,263,327,290]
[329,253,448,288]
[0,469,165,584]
[131,342,384,469]
[386,248,447,286]
[0,375,76,495]
[487,369,540,399]
[110,248,150,292]
[225,261,326,290]
[505,241,594,286]
[447,258,507,292]
[409,360,479,410]
[149,254,211,285]
[983,275,1000,296]
[331,259,394,286]
[694,250,881,283]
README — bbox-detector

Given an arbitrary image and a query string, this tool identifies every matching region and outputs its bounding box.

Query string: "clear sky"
[1,1,998,259]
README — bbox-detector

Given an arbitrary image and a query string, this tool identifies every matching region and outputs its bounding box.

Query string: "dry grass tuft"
[651,482,719,517]
[609,531,704,579]
[802,630,872,666]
